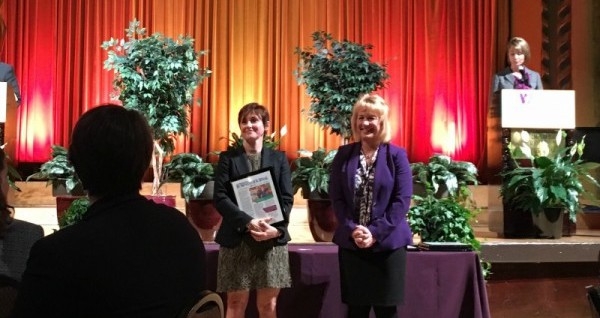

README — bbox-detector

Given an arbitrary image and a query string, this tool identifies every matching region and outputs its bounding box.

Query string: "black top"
[12,193,206,318]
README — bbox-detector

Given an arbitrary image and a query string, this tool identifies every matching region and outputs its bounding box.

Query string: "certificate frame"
[230,167,284,224]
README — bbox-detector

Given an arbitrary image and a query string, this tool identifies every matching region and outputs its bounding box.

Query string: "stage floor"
[9,182,600,264]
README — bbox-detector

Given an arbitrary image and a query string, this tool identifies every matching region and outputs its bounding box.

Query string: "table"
[204,243,490,318]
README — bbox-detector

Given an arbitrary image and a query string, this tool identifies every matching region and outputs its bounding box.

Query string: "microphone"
[518,66,530,87]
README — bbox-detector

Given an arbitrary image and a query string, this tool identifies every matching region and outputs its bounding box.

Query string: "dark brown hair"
[68,104,153,197]
[237,102,270,127]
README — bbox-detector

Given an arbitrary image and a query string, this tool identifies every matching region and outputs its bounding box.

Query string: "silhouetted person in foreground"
[12,104,206,318]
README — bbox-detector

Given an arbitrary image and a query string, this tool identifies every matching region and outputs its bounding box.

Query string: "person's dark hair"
[0,148,14,238]
[68,104,153,197]
[237,102,270,128]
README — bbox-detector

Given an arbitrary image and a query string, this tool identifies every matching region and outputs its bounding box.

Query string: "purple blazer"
[329,142,413,251]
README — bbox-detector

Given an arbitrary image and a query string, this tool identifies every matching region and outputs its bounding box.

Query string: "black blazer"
[0,219,44,281]
[12,194,206,318]
[213,147,294,248]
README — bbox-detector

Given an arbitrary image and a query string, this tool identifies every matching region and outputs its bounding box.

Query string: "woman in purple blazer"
[329,94,413,318]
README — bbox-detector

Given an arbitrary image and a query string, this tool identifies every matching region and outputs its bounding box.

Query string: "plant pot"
[533,207,564,239]
[52,179,85,197]
[186,198,222,241]
[502,201,536,238]
[145,194,176,208]
[307,198,337,242]
[55,195,85,222]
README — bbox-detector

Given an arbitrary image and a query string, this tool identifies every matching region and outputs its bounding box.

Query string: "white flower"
[279,125,287,137]
[511,132,522,144]
[297,149,313,157]
[555,129,563,146]
[536,141,550,157]
[521,130,530,143]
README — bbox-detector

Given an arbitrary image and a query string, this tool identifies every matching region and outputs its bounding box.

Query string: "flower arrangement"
[501,130,600,222]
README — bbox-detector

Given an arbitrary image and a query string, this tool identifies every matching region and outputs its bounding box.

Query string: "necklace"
[361,147,378,165]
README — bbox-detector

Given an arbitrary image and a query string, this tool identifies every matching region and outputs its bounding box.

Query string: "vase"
[306,198,337,242]
[533,207,564,239]
[145,194,176,208]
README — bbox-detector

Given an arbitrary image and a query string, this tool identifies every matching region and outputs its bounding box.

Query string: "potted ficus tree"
[101,19,211,206]
[26,144,86,220]
[294,31,388,241]
[294,31,389,142]
[162,152,218,241]
[291,148,338,242]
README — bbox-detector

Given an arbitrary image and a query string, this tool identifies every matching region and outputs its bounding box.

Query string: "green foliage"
[26,145,82,194]
[501,135,600,222]
[408,196,478,247]
[1,146,22,191]
[291,148,337,198]
[411,154,479,204]
[163,153,214,201]
[409,155,488,277]
[59,197,89,228]
[102,19,211,155]
[295,31,389,139]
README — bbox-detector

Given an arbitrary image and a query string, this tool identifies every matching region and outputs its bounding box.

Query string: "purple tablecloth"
[204,243,490,318]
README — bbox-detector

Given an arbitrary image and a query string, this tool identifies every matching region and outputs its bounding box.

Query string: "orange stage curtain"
[0,0,496,180]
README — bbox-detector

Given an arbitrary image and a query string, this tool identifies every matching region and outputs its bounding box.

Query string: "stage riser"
[488,278,597,317]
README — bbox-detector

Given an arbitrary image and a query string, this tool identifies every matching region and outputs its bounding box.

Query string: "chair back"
[0,274,19,318]
[588,285,600,318]
[179,290,224,318]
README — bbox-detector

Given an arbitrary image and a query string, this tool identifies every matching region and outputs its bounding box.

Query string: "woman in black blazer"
[213,102,294,318]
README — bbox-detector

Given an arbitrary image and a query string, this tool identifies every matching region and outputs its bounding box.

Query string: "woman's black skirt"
[338,247,407,306]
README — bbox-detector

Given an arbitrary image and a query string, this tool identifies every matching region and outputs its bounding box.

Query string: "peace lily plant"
[501,130,600,222]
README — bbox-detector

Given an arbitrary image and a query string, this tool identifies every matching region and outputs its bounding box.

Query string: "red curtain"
[0,0,496,179]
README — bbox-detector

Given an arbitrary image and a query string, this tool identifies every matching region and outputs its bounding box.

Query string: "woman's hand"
[352,225,376,248]
[248,217,280,241]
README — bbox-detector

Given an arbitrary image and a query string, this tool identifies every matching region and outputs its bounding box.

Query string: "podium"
[500,89,575,237]
[0,82,19,161]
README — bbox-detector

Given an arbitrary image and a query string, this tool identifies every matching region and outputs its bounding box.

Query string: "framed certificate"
[230,167,284,224]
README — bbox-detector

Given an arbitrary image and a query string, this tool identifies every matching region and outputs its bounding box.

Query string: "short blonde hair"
[351,93,391,143]
[507,37,531,62]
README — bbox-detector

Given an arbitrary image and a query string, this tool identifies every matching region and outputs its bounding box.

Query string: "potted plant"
[162,152,219,241]
[58,197,90,229]
[291,148,338,242]
[101,19,211,204]
[410,154,479,205]
[408,195,489,277]
[295,31,389,142]
[501,131,600,238]
[26,145,86,220]
[26,145,83,196]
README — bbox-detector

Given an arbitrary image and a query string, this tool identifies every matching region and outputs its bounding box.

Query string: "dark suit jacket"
[0,62,21,104]
[492,66,543,93]
[213,147,294,248]
[11,193,206,318]
[329,142,413,252]
[0,219,44,281]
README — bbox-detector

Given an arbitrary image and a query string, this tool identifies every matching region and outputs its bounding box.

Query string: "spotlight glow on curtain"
[1,0,495,179]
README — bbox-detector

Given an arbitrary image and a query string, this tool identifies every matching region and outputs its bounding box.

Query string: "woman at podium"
[492,36,543,92]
